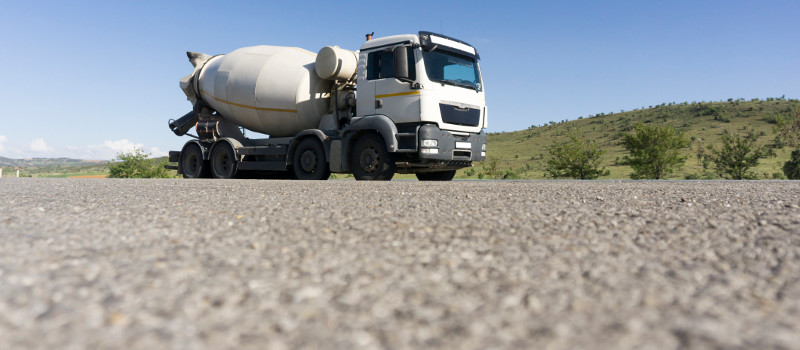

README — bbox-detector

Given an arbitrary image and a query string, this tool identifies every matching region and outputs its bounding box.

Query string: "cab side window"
[367,51,394,80]
[366,49,415,81]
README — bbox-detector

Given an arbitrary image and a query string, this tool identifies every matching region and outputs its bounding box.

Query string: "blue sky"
[1,0,798,160]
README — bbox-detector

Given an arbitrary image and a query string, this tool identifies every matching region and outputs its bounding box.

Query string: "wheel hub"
[360,147,380,173]
[188,156,199,172]
[300,150,317,172]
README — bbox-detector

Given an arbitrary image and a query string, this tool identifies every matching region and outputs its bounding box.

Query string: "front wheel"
[349,134,395,181]
[210,142,238,179]
[292,137,330,180]
[416,170,457,181]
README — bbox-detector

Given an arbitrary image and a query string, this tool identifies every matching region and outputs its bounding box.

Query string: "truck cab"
[353,32,487,175]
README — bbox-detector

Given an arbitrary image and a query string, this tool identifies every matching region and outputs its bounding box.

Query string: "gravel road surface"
[1,179,799,349]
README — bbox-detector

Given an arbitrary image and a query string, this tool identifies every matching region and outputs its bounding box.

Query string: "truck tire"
[350,133,395,181]
[292,137,330,180]
[416,170,457,181]
[180,143,210,178]
[210,142,238,179]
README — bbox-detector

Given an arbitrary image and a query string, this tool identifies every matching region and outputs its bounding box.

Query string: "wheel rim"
[220,153,231,172]
[212,145,235,178]
[359,147,380,173]
[187,155,199,174]
[300,149,317,173]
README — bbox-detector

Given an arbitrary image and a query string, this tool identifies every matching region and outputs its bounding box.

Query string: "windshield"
[421,49,482,91]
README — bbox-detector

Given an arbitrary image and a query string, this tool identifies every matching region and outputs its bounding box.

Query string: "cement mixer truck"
[166,31,487,180]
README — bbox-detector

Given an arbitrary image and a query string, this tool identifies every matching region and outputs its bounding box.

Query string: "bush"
[783,149,800,180]
[481,157,501,179]
[707,131,775,180]
[620,123,689,179]
[545,134,607,179]
[108,148,172,178]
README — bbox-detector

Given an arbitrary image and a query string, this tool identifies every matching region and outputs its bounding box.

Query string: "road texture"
[0,178,798,349]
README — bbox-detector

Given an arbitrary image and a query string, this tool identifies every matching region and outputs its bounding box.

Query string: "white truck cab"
[354,32,487,174]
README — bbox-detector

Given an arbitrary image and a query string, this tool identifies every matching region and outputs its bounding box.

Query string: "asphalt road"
[0,178,798,349]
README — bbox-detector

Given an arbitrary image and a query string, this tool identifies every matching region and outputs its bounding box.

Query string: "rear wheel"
[210,142,238,179]
[180,143,209,178]
[350,134,395,181]
[416,170,457,181]
[292,137,330,180]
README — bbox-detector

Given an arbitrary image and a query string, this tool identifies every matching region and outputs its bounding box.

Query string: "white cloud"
[103,139,143,154]
[0,138,167,160]
[148,146,168,157]
[62,139,166,160]
[30,138,53,153]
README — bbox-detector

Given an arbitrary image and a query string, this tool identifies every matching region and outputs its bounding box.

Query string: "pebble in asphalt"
[0,178,799,349]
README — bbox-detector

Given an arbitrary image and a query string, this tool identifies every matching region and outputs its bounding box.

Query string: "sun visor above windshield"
[419,31,480,59]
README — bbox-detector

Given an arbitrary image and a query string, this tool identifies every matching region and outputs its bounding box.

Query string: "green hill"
[458,97,798,180]
[0,157,110,178]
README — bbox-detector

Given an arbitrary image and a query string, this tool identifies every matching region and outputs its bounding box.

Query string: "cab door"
[366,47,420,123]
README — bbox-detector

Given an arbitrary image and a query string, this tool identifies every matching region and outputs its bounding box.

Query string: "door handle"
[375,100,383,109]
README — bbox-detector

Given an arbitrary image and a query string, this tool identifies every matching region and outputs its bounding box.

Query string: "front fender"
[344,115,399,152]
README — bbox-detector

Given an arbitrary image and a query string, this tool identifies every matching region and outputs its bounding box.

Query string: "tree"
[545,134,607,179]
[620,123,689,179]
[707,131,775,180]
[783,149,800,180]
[108,148,172,178]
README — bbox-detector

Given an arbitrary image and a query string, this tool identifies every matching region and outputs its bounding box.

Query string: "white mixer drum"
[196,46,332,137]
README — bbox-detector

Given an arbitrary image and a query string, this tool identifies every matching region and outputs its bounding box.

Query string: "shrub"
[545,134,607,179]
[481,157,501,179]
[108,148,172,178]
[707,131,775,180]
[783,149,800,180]
[620,123,689,179]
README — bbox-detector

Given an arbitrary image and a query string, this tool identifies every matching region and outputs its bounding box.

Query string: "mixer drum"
[196,46,332,137]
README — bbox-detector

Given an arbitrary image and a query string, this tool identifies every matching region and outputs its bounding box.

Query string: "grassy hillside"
[457,97,798,180]
[0,158,109,178]
[0,156,178,178]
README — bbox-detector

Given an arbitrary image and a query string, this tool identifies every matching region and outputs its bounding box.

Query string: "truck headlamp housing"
[421,139,438,147]
[421,148,439,154]
[481,144,486,151]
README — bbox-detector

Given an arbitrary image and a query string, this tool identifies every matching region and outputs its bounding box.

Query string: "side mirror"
[393,46,409,81]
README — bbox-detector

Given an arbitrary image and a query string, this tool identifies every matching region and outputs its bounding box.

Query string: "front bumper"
[417,124,486,162]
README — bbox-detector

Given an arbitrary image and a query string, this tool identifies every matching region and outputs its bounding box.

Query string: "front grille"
[439,104,481,127]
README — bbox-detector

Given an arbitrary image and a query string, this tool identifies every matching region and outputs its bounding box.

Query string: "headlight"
[421,148,439,154]
[422,139,438,147]
[481,144,486,151]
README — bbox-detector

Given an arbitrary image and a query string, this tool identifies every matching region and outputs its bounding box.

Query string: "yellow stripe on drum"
[200,90,298,113]
[375,91,421,99]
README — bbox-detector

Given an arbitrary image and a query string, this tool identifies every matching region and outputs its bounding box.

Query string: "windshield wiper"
[455,81,480,92]
[435,79,479,92]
